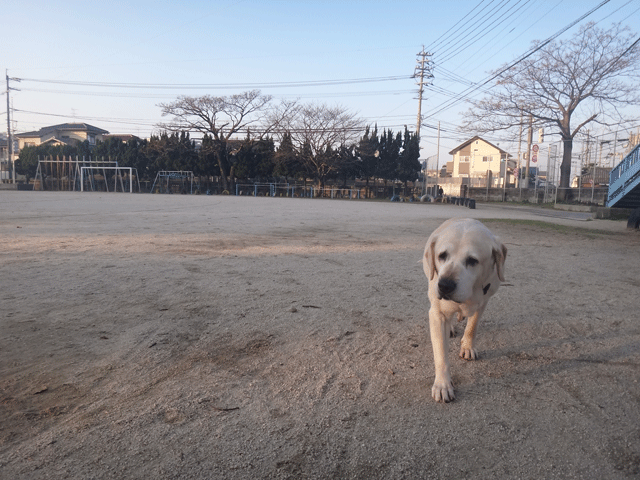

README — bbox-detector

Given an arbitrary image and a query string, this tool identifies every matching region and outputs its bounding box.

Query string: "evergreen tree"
[377,129,401,184]
[273,131,300,181]
[198,134,218,177]
[16,145,40,179]
[397,127,421,189]
[254,137,276,180]
[336,144,357,186]
[355,125,380,197]
[122,138,150,180]
[233,135,276,180]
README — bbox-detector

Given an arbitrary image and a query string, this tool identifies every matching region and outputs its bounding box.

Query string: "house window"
[88,135,96,145]
[483,156,490,162]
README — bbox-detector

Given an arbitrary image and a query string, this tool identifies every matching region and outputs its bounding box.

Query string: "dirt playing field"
[1,191,639,479]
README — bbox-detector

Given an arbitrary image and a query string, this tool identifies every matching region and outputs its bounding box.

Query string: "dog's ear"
[492,241,507,282]
[424,237,438,281]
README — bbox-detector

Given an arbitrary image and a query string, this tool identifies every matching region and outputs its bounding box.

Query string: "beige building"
[1,138,9,181]
[16,123,109,150]
[448,136,512,181]
[0,138,7,162]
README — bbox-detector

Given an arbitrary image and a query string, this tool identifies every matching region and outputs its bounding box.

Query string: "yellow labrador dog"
[423,218,507,402]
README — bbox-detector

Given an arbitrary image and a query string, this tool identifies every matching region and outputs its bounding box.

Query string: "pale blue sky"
[3,0,639,160]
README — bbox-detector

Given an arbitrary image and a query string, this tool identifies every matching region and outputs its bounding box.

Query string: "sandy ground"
[0,191,639,479]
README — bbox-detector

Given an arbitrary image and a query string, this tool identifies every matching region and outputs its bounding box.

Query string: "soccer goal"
[234,183,292,197]
[80,166,140,193]
[151,171,197,194]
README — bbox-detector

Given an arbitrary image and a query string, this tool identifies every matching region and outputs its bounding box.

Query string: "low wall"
[467,187,609,205]
[468,187,546,203]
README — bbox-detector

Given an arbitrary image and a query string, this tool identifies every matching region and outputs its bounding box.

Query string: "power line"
[17,75,412,90]
[16,106,418,125]
[422,0,633,130]
[12,0,629,143]
[447,0,562,74]
[435,0,513,61]
[13,107,418,137]
[437,0,534,65]
[14,109,158,127]
[421,0,612,121]
[425,0,492,53]
[434,66,476,87]
[18,87,416,100]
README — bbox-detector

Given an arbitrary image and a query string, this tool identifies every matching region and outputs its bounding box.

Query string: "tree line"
[17,121,421,192]
[16,23,640,197]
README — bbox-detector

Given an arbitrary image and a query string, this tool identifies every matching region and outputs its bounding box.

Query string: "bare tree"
[272,102,364,187]
[460,23,640,190]
[158,90,273,190]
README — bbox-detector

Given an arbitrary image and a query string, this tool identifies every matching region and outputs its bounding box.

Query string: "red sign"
[532,144,539,153]
[532,154,538,163]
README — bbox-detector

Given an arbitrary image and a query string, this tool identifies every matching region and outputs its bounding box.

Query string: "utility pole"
[517,111,523,194]
[578,131,589,201]
[414,46,433,138]
[5,71,20,184]
[435,121,440,196]
[6,72,12,184]
[593,135,603,203]
[524,115,533,187]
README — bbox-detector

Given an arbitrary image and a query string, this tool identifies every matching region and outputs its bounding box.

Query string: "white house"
[448,136,513,179]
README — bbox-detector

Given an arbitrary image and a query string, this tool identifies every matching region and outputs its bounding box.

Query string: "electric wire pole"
[414,47,433,138]
[6,72,12,184]
[5,71,20,184]
[436,121,440,195]
[524,114,533,187]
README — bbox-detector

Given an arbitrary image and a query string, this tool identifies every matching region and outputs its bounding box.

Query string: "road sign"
[532,144,539,153]
[532,154,538,163]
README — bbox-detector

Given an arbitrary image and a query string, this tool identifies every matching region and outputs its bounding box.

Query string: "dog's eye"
[438,252,448,262]
[465,256,479,267]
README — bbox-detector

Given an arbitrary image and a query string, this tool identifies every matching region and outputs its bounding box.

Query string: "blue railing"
[607,143,640,207]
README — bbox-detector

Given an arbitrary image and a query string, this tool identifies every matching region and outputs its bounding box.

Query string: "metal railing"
[607,143,640,207]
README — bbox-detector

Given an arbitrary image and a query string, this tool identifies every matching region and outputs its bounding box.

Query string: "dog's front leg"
[429,307,454,402]
[460,305,485,360]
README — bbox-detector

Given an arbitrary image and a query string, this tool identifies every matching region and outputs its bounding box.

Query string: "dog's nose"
[438,278,457,299]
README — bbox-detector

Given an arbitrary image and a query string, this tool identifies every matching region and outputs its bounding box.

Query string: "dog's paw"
[459,346,478,360]
[432,379,455,403]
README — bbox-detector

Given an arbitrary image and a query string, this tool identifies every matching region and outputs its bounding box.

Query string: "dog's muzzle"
[437,278,457,301]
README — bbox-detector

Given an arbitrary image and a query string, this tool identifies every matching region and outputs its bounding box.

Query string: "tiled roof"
[16,123,109,138]
[448,135,511,156]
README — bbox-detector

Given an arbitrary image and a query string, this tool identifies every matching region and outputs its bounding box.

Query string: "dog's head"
[424,219,507,303]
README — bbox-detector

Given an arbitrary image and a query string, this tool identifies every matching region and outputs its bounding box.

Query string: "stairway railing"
[607,142,640,207]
